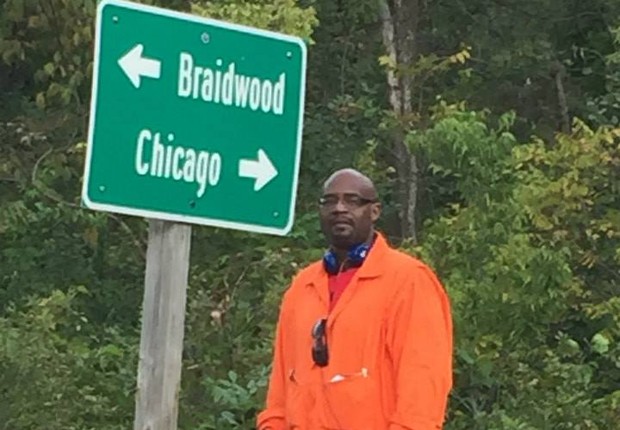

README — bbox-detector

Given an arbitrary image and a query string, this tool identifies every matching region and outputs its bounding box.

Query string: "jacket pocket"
[285,370,311,429]
[318,369,381,430]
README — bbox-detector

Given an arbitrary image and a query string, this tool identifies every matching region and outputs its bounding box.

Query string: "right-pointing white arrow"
[239,149,278,191]
[118,44,161,89]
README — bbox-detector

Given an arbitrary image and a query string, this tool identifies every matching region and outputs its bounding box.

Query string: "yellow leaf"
[35,93,46,109]
[28,16,41,28]
[378,55,396,68]
[83,227,98,248]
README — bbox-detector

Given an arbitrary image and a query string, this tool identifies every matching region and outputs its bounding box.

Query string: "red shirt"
[328,268,359,311]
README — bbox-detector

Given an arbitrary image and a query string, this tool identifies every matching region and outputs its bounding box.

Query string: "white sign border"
[82,0,307,236]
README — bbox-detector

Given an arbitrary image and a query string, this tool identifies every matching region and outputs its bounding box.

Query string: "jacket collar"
[305,231,390,288]
[304,231,391,326]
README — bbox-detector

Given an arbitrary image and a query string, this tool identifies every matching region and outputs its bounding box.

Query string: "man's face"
[318,172,381,249]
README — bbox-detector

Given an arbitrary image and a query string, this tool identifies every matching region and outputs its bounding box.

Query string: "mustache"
[328,217,353,225]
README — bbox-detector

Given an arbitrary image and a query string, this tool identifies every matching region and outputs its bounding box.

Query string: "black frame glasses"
[318,193,377,209]
[311,318,328,367]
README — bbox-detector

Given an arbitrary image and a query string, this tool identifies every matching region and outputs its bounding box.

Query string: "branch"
[31,146,54,184]
[107,213,147,260]
[30,145,147,259]
[340,40,349,96]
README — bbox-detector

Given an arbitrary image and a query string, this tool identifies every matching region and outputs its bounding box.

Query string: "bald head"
[322,168,378,200]
[319,168,381,251]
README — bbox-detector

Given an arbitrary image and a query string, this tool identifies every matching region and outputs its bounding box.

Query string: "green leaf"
[591,333,610,355]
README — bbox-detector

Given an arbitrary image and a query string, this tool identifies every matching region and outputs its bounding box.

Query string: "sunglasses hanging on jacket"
[311,318,328,367]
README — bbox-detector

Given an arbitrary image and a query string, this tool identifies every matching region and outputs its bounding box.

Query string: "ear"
[370,202,381,223]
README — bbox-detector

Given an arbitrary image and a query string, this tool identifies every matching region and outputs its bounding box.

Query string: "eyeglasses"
[318,193,377,209]
[311,318,328,367]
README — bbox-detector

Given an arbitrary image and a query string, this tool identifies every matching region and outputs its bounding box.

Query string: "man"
[257,168,453,430]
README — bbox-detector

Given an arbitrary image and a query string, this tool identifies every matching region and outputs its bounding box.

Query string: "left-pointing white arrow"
[117,44,161,89]
[239,149,278,191]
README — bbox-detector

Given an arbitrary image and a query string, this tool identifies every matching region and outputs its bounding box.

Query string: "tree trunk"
[552,61,571,134]
[379,0,419,243]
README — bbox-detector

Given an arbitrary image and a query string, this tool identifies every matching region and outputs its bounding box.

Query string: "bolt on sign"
[82,0,307,235]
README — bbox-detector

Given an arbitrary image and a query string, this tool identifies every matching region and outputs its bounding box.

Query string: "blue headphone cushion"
[323,242,370,274]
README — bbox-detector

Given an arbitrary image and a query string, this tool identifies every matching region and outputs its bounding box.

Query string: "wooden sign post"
[134,219,191,430]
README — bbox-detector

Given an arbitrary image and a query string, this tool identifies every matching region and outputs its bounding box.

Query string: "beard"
[321,221,366,250]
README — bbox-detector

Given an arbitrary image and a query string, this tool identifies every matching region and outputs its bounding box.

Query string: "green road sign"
[82,0,306,235]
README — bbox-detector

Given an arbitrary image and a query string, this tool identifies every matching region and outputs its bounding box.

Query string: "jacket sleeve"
[386,264,453,430]
[256,295,289,430]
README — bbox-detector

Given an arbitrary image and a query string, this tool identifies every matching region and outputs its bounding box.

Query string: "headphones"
[323,242,370,274]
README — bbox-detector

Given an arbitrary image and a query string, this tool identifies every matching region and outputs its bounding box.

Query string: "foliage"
[0,287,137,429]
[1,0,619,428]
[410,109,620,429]
[587,25,620,126]
[191,0,317,43]
[424,0,620,137]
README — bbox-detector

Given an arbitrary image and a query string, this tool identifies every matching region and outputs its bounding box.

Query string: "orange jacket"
[257,233,453,430]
